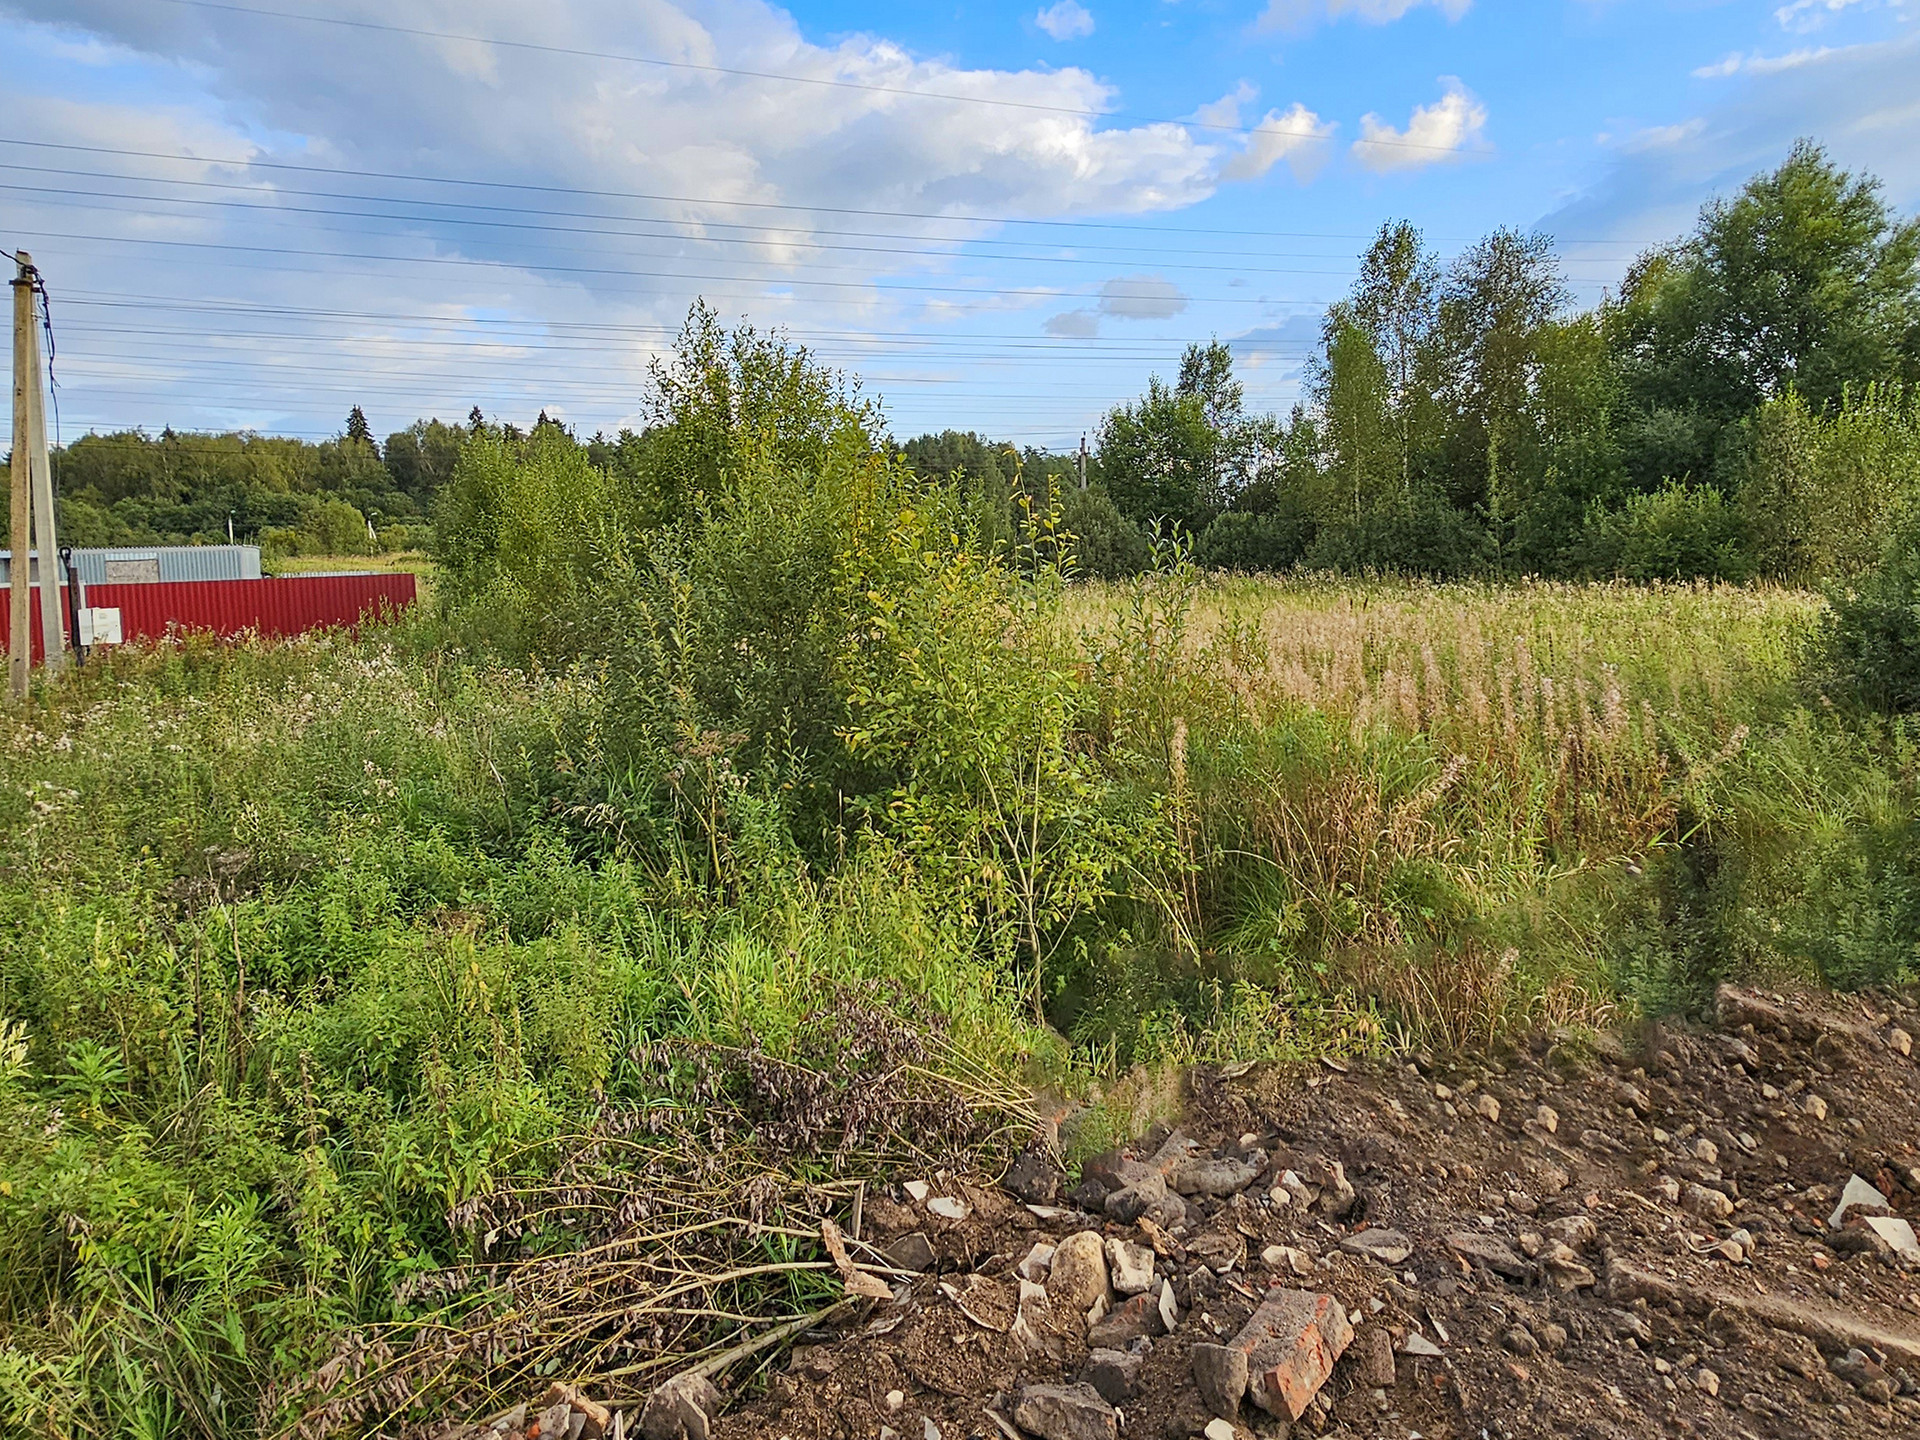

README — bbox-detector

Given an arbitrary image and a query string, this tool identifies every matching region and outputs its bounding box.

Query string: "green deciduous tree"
[1611,139,1920,485]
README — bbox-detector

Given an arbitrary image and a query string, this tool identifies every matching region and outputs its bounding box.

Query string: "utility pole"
[25,263,61,677]
[8,254,32,699]
[1077,433,1088,491]
[8,250,62,698]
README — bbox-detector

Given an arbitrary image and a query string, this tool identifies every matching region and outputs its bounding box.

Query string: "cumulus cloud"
[1223,102,1338,181]
[1351,78,1487,172]
[1035,1,1095,41]
[1254,0,1471,35]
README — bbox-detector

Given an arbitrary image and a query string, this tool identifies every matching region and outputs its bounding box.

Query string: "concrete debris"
[1864,1214,1920,1265]
[1830,1173,1890,1229]
[1105,1236,1156,1296]
[1010,1382,1118,1440]
[926,1196,969,1221]
[1080,1347,1145,1406]
[1169,1151,1266,1197]
[1339,1227,1413,1266]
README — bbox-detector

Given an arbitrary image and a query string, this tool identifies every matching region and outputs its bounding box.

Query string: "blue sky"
[1,0,1916,449]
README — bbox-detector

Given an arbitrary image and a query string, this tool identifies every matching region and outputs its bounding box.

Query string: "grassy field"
[1,570,1909,1437]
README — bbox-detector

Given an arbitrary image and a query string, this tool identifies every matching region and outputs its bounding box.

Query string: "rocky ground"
[478,984,1920,1440]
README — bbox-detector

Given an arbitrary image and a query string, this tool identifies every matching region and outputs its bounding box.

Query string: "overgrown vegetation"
[9,141,1920,1440]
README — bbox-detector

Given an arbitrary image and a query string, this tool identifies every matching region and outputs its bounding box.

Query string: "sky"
[0,0,1917,451]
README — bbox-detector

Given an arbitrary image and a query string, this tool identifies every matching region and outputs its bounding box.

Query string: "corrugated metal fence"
[1,572,417,661]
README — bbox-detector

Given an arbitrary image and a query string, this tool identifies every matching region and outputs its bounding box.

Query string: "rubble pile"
[485,985,1920,1439]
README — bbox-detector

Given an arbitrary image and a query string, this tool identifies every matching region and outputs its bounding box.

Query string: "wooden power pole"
[7,250,62,699]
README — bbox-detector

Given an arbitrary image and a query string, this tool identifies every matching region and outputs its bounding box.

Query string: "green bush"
[1581,481,1748,581]
[1194,506,1314,573]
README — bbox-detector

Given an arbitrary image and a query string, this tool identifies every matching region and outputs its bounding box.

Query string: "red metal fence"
[2,573,417,660]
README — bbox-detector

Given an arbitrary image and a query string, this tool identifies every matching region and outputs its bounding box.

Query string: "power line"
[0,159,1398,258]
[7,227,1377,300]
[3,183,1434,279]
[0,138,1489,239]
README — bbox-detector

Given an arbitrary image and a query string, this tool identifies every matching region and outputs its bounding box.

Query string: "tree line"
[1014,139,1919,585]
[45,141,1919,586]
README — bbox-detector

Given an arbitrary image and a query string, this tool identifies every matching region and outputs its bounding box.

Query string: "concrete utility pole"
[26,266,61,678]
[1077,433,1088,490]
[8,254,32,699]
[8,250,63,699]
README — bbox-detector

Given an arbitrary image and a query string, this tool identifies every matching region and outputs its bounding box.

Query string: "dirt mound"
[484,984,1920,1440]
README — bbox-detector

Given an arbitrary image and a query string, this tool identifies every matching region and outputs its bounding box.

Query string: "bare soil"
[703,983,1920,1440]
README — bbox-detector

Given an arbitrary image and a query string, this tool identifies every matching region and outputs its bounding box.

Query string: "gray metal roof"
[0,545,262,586]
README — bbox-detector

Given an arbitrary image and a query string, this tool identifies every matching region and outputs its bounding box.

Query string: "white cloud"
[1098,273,1189,319]
[1774,0,1867,33]
[1351,79,1488,172]
[1223,103,1338,181]
[1546,33,1920,292]
[1255,0,1471,35]
[1693,46,1842,78]
[1044,308,1101,336]
[1036,1,1095,41]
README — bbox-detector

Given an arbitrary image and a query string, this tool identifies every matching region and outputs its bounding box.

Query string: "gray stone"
[886,1232,936,1272]
[638,1373,721,1440]
[1010,1383,1117,1440]
[1339,1228,1412,1266]
[1080,1347,1145,1406]
[1313,1160,1358,1219]
[1191,1342,1250,1420]
[1348,1324,1397,1388]
[1169,1151,1267,1197]
[1104,1171,1188,1228]
[1005,1146,1063,1204]
[1445,1231,1531,1281]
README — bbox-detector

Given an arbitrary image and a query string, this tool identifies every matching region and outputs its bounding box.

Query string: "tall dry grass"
[1065,573,1825,1052]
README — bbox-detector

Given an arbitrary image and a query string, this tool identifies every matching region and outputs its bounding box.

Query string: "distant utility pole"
[8,250,63,700]
[1077,433,1088,490]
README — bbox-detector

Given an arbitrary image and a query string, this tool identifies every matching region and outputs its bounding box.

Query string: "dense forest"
[47,142,1920,588]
